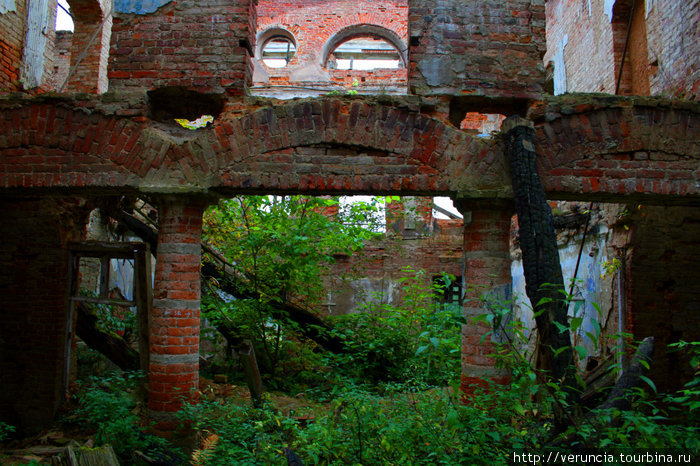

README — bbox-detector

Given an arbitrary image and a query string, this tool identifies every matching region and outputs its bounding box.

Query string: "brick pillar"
[63,2,112,94]
[455,199,513,396]
[149,198,206,425]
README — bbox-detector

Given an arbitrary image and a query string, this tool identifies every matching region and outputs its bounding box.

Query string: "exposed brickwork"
[63,0,112,93]
[646,0,700,99]
[149,198,206,418]
[0,0,25,92]
[0,94,698,205]
[408,0,546,100]
[253,0,408,93]
[0,197,90,433]
[51,30,72,90]
[530,95,700,201]
[109,0,255,95]
[544,0,616,93]
[456,200,513,393]
[545,0,700,99]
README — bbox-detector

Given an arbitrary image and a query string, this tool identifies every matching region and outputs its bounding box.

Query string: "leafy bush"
[327,269,463,388]
[70,372,178,463]
[0,421,15,443]
[178,399,300,465]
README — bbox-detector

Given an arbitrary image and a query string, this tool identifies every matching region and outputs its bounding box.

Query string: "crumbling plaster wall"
[408,0,546,100]
[511,207,616,370]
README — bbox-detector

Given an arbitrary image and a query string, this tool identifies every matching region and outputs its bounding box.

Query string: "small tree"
[201,195,383,374]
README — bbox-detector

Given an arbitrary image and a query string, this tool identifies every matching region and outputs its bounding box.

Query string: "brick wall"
[646,0,700,99]
[253,0,408,94]
[51,30,71,90]
[109,0,255,96]
[326,212,463,315]
[63,0,112,93]
[544,0,700,98]
[0,0,26,92]
[0,197,90,433]
[408,0,546,101]
[544,0,616,93]
[623,205,700,392]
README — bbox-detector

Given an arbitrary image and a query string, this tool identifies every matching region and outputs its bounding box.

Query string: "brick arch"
[533,96,700,201]
[206,97,502,195]
[0,97,504,196]
[0,101,205,191]
[255,27,298,61]
[320,24,408,68]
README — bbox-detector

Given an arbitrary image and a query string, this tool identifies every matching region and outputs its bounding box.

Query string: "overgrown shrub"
[326,269,463,388]
[69,372,179,463]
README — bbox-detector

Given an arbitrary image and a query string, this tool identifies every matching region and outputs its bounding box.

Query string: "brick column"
[149,198,206,424]
[455,199,513,395]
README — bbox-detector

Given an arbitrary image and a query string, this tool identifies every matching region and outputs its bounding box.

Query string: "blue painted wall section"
[114,0,172,14]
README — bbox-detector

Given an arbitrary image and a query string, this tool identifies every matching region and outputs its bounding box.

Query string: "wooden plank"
[62,252,80,405]
[67,241,147,258]
[99,256,110,299]
[134,245,152,372]
[70,296,136,307]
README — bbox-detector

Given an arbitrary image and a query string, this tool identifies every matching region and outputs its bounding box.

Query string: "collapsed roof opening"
[147,87,224,126]
[327,36,402,70]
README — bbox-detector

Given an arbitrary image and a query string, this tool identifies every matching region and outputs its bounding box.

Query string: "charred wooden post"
[503,116,576,391]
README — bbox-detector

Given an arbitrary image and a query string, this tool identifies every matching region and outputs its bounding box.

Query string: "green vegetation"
[57,195,699,465]
[67,373,180,464]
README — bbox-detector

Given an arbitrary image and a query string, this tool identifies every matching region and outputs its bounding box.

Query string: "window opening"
[262,36,296,68]
[432,197,462,220]
[433,275,463,306]
[56,0,74,31]
[327,36,401,70]
[460,112,506,137]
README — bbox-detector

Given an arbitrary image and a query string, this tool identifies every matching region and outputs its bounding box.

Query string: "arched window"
[321,25,407,71]
[327,36,401,70]
[257,28,297,68]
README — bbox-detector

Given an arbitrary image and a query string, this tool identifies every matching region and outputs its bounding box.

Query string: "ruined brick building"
[0,0,698,433]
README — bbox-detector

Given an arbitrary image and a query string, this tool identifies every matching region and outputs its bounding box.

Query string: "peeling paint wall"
[114,0,172,14]
[511,221,616,369]
[553,34,568,95]
[20,0,51,88]
[0,0,16,14]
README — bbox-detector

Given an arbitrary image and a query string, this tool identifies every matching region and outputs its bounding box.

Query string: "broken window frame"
[64,241,152,399]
